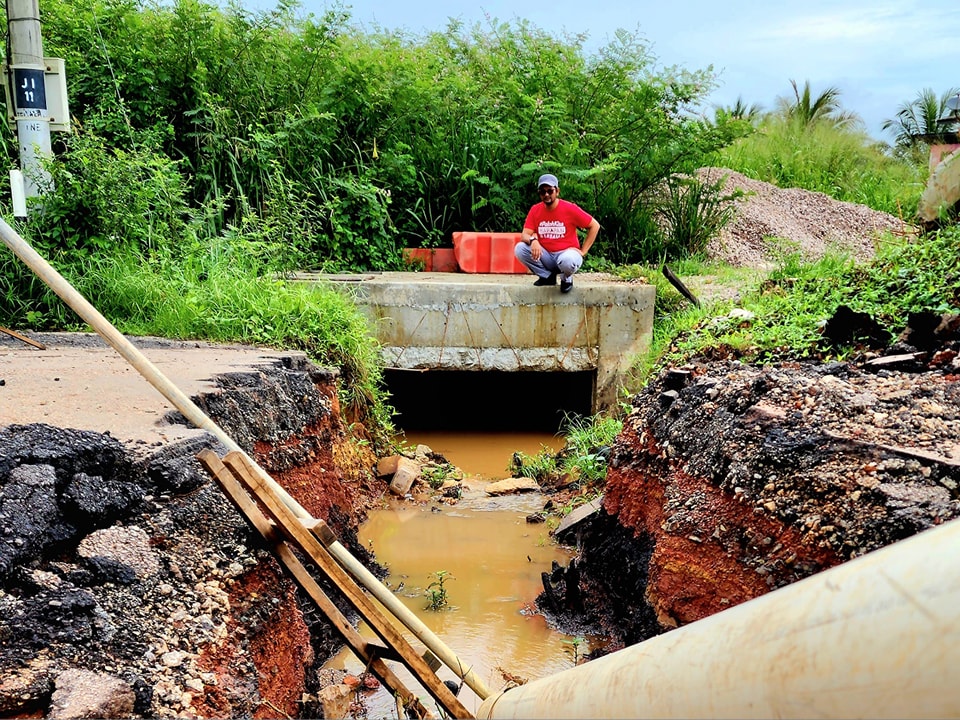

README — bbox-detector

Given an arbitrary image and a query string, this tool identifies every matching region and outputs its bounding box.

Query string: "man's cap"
[537,173,559,188]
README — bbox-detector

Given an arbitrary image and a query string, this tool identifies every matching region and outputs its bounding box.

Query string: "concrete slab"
[554,495,605,542]
[297,272,656,412]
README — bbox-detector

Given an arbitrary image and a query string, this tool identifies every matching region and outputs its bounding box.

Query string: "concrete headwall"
[307,272,655,412]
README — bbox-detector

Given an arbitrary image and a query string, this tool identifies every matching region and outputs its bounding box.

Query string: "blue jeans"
[514,244,583,280]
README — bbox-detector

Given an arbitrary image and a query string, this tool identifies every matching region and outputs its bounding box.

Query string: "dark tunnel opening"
[382,369,595,433]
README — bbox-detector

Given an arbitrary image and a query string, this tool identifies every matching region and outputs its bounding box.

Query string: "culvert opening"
[383,369,595,432]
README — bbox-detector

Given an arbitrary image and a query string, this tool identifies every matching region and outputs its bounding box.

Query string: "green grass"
[638,225,960,376]
[509,411,623,493]
[66,246,393,444]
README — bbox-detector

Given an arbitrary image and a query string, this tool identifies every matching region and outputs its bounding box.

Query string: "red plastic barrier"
[402,248,459,272]
[452,232,529,274]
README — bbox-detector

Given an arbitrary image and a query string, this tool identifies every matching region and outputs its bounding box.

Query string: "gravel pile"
[698,167,915,269]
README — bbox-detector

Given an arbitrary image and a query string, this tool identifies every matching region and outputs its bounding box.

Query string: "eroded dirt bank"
[540,316,960,651]
[6,306,960,716]
[0,335,382,718]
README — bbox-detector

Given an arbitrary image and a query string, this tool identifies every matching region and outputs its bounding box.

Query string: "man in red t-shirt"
[516,173,601,293]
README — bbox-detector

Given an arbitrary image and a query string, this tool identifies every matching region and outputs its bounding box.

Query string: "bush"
[25,128,191,262]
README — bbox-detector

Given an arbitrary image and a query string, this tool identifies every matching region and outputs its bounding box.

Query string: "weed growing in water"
[563,636,586,666]
[425,570,454,611]
[507,447,558,483]
[419,461,464,491]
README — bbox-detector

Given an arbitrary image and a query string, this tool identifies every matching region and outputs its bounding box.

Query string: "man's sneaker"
[533,273,557,286]
[560,277,573,293]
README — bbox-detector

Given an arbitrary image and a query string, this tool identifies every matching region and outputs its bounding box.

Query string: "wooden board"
[196,449,436,719]
[219,450,473,719]
[0,326,45,348]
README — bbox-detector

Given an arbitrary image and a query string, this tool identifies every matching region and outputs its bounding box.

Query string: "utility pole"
[6,0,53,202]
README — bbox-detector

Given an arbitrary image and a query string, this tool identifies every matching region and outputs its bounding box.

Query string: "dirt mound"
[0,340,382,719]
[698,168,915,269]
[541,309,960,651]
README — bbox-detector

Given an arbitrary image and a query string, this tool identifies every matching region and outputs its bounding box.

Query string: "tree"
[775,79,861,130]
[882,87,960,155]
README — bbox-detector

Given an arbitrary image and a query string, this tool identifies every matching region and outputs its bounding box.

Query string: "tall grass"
[714,117,925,218]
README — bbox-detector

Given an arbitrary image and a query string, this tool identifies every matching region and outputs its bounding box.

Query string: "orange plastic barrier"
[402,248,459,272]
[452,232,529,274]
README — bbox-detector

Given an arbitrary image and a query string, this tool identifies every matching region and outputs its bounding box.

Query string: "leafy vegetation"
[6,0,748,267]
[418,461,463,491]
[509,411,623,495]
[425,570,453,611]
[638,225,960,378]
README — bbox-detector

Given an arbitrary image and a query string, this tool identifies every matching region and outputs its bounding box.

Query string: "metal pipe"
[477,517,960,718]
[0,218,490,700]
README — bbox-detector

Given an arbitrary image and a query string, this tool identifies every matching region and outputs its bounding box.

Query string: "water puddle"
[324,432,590,717]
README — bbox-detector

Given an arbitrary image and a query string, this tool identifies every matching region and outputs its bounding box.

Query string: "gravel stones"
[699,167,912,269]
[77,525,160,582]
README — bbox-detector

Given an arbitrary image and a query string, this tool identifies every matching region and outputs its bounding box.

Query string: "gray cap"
[537,173,559,188]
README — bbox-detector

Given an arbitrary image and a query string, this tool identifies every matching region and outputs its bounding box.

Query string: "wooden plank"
[0,326,45,349]
[221,450,474,720]
[662,265,701,308]
[196,449,434,719]
[823,429,960,469]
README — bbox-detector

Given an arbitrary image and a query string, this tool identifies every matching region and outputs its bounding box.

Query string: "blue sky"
[253,0,960,141]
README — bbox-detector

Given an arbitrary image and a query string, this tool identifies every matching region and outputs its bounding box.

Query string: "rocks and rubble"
[0,342,384,718]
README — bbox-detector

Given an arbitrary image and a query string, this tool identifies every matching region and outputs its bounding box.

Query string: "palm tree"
[713,95,764,124]
[882,87,960,152]
[775,79,861,129]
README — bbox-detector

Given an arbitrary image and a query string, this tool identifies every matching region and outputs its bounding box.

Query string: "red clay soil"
[192,563,313,719]
[553,343,960,650]
[604,421,842,627]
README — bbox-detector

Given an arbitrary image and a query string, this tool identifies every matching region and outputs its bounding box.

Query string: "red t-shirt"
[524,199,594,253]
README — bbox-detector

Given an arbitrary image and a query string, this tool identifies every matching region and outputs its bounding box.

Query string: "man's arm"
[522,227,542,260]
[522,205,539,245]
[580,218,600,255]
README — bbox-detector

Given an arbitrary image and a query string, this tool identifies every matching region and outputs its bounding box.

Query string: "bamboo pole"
[0,217,491,700]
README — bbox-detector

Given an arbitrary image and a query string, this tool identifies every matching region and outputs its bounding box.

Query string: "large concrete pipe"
[477,517,960,719]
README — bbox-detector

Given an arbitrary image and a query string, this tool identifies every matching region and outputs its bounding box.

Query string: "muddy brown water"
[324,431,593,716]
